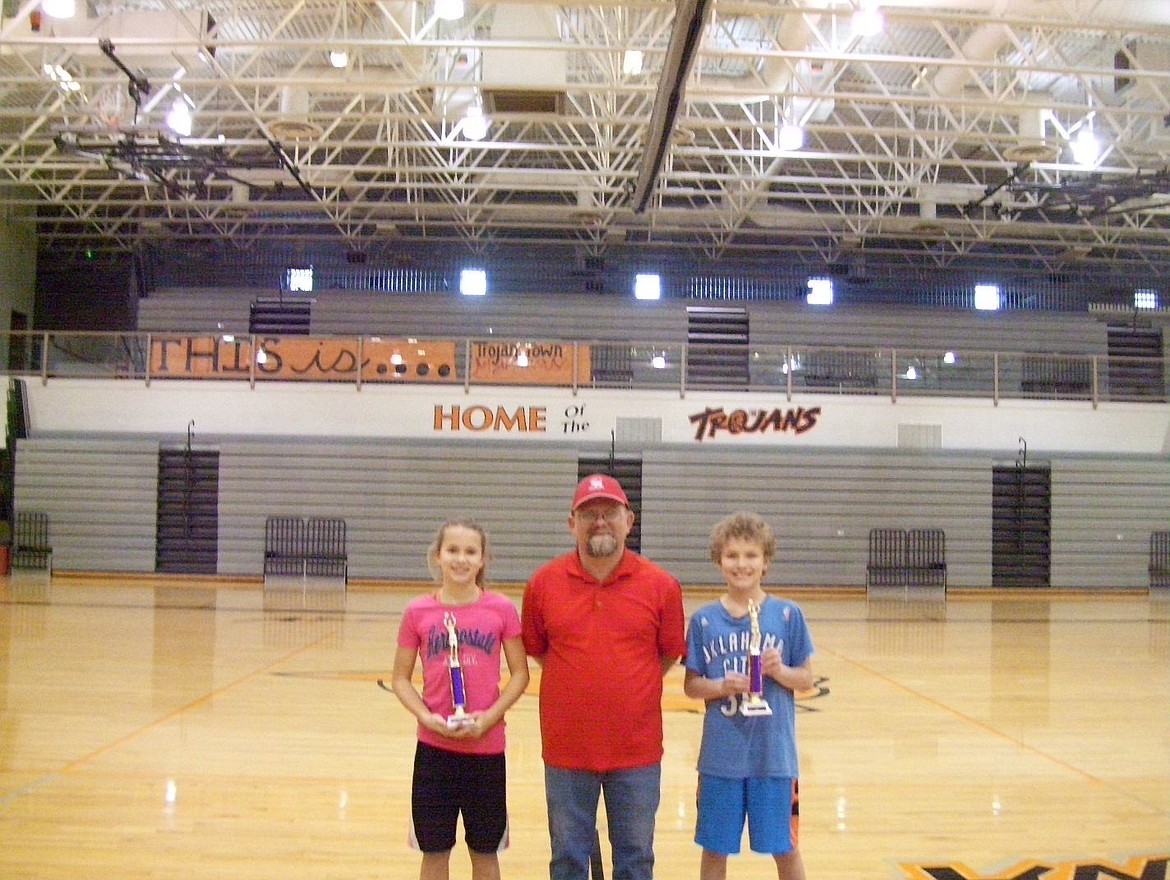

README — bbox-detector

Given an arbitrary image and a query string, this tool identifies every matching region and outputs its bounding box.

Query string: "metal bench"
[264,516,305,578]
[907,529,947,588]
[264,516,347,588]
[13,511,52,572]
[866,528,907,587]
[867,527,946,589]
[305,517,348,581]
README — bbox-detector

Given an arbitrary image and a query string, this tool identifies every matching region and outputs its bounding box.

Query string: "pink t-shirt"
[397,589,522,755]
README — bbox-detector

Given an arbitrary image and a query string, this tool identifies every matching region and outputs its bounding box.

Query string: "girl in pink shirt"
[391,521,529,880]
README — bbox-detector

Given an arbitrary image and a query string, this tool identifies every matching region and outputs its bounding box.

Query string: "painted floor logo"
[898,854,1169,880]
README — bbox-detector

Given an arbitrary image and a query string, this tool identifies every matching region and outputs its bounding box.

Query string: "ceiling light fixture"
[806,277,833,305]
[462,102,489,141]
[166,97,193,137]
[434,0,464,21]
[460,268,487,296]
[774,96,805,152]
[328,50,349,69]
[634,273,661,300]
[852,2,884,38]
[1134,289,1158,310]
[974,283,1001,311]
[778,120,805,152]
[622,50,644,76]
[1070,124,1100,167]
[41,0,75,19]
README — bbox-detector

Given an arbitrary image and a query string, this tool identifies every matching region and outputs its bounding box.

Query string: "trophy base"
[446,714,476,729]
[740,699,773,717]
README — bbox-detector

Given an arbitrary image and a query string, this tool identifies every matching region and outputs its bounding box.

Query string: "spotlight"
[634,273,661,300]
[460,268,487,296]
[462,104,489,141]
[166,98,193,137]
[974,284,1000,311]
[1070,127,1100,167]
[852,3,884,38]
[777,121,805,152]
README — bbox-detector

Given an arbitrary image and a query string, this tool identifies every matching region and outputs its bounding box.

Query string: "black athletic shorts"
[409,741,509,854]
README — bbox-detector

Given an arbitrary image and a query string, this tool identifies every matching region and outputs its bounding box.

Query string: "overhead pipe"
[630,0,712,214]
[931,0,1013,96]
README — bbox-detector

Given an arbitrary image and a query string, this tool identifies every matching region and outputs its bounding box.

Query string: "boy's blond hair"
[708,511,776,565]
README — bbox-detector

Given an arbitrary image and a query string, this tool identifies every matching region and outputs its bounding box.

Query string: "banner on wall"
[468,341,591,385]
[149,336,459,382]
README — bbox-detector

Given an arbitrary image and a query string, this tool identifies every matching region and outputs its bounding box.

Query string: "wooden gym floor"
[1,574,1167,880]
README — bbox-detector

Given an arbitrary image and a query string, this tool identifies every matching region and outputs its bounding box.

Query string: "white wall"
[21,378,1170,456]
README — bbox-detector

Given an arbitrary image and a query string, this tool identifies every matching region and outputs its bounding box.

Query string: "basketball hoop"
[94,85,127,130]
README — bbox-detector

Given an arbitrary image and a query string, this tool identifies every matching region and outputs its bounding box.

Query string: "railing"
[2,331,1168,406]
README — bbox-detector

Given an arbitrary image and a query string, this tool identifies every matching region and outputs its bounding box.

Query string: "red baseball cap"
[571,473,629,510]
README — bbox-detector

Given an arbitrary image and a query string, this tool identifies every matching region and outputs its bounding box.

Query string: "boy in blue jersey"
[683,511,815,880]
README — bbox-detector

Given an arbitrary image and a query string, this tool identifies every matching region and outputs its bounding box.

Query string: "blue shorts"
[694,775,799,856]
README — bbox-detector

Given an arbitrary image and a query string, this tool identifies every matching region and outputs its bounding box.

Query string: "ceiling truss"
[2,0,1170,282]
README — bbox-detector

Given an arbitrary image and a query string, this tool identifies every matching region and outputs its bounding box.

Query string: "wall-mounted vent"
[616,417,662,445]
[898,423,942,450]
[483,89,565,115]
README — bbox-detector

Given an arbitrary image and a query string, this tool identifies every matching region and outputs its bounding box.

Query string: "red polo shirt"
[522,549,686,772]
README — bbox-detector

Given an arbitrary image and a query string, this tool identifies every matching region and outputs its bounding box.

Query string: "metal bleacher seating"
[305,517,348,581]
[263,516,305,578]
[13,511,53,573]
[866,528,906,587]
[264,516,347,587]
[1150,531,1170,590]
[867,527,947,589]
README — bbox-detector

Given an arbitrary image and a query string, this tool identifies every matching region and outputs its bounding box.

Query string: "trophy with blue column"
[741,599,773,717]
[443,612,475,728]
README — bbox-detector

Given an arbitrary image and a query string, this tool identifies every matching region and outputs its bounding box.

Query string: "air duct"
[932,17,1012,97]
[481,4,566,114]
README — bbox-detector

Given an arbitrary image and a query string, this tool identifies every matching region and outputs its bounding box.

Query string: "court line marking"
[818,644,1165,814]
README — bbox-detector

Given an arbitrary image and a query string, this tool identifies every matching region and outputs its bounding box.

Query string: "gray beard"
[585,534,620,557]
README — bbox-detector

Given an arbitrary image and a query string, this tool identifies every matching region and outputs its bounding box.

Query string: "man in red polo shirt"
[522,473,687,880]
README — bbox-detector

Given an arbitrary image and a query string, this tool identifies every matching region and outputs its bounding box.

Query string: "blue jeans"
[544,763,661,880]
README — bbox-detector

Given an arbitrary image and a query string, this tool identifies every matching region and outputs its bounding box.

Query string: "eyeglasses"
[573,507,627,524]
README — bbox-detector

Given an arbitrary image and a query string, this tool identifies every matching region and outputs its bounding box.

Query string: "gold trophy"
[443,612,475,729]
[741,599,773,717]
